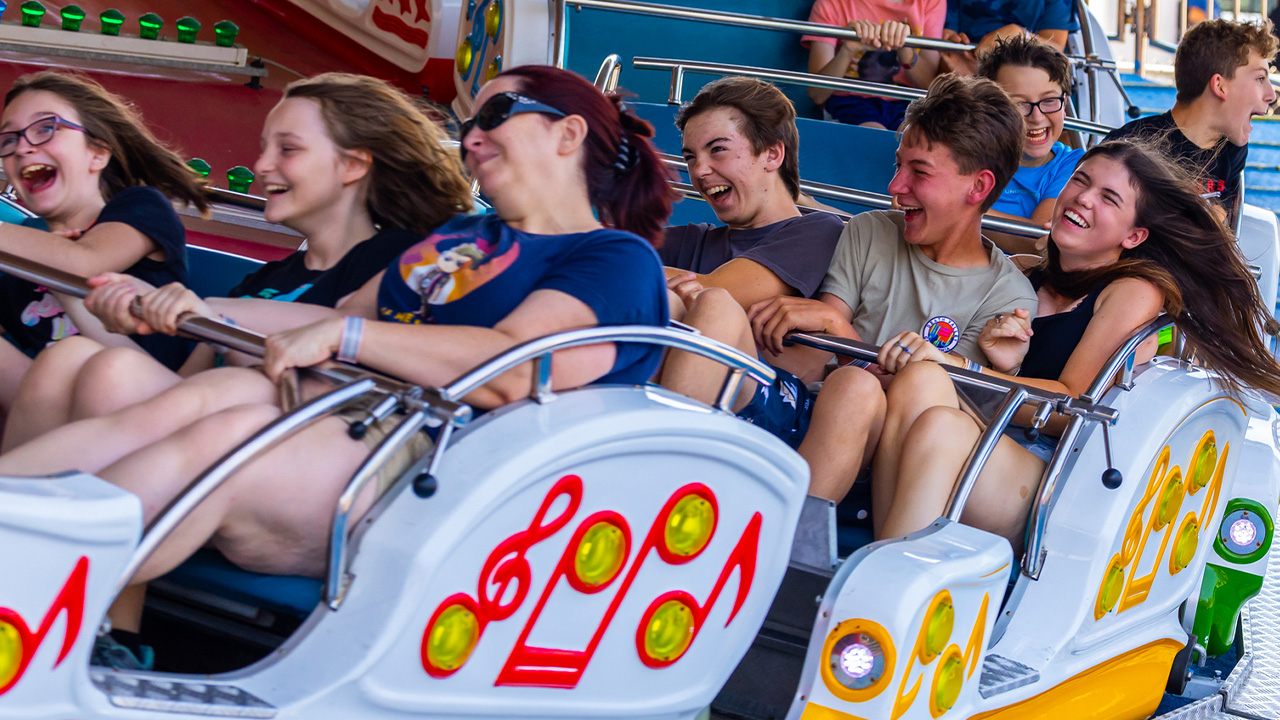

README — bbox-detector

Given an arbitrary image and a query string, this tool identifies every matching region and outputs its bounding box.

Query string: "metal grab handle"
[946,385,1027,520]
[594,53,622,92]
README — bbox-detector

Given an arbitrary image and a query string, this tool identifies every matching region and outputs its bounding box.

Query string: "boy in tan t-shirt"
[662,75,1036,504]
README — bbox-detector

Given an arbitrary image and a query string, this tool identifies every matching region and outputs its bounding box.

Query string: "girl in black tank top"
[1018,270,1109,381]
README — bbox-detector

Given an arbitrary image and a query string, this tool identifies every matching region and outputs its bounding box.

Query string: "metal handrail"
[1021,314,1175,579]
[636,57,1116,137]
[554,0,976,66]
[946,385,1027,520]
[659,154,1052,240]
[595,53,623,92]
[116,377,378,592]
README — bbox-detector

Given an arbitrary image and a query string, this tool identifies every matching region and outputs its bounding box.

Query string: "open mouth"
[263,183,291,196]
[900,203,923,221]
[1026,127,1051,144]
[703,184,731,201]
[19,163,56,193]
[1063,209,1090,228]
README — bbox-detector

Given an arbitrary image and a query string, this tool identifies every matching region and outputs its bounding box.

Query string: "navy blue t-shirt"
[947,0,1079,40]
[377,213,667,386]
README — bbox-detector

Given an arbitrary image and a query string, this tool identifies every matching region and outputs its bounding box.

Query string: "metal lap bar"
[594,54,623,92]
[326,408,430,609]
[635,57,1116,137]
[661,155,1050,240]
[1022,315,1175,579]
[117,377,378,593]
[945,386,1028,520]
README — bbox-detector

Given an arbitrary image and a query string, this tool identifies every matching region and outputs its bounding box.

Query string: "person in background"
[939,0,1077,74]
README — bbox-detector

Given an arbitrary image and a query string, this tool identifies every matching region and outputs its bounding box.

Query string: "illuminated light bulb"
[226,166,254,193]
[0,2,8,19]
[839,642,874,679]
[1230,518,1258,547]
[175,16,200,43]
[99,9,124,35]
[186,158,211,178]
[213,20,239,47]
[59,4,84,31]
[19,1,45,27]
[138,12,163,40]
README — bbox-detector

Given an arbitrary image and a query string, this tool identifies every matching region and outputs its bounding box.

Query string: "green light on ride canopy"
[226,166,254,193]
[59,4,83,30]
[99,9,124,35]
[138,12,162,40]
[19,1,45,27]
[176,16,199,43]
[213,19,239,47]
[186,158,211,178]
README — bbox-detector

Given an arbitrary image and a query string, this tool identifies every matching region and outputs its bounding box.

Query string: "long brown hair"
[5,71,208,212]
[284,73,472,237]
[1040,139,1280,396]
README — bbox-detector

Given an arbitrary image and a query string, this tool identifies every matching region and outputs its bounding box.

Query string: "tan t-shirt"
[820,210,1037,363]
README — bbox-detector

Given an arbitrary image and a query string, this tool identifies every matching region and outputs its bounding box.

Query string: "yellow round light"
[643,599,695,663]
[1189,436,1217,492]
[919,593,953,665]
[931,649,964,715]
[484,2,501,37]
[425,603,479,673]
[1096,556,1125,618]
[0,620,23,689]
[575,520,626,588]
[1155,471,1184,529]
[664,494,715,558]
[485,55,502,83]
[1171,515,1200,574]
[455,38,473,76]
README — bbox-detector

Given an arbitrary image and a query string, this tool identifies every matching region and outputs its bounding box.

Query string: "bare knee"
[886,361,954,407]
[72,347,169,418]
[910,405,973,441]
[685,286,743,323]
[820,366,886,416]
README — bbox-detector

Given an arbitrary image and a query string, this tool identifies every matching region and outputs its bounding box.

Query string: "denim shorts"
[736,366,816,449]
[1001,425,1060,463]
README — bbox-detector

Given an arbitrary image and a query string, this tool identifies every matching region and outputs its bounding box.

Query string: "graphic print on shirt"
[397,230,521,314]
[20,291,78,344]
[922,315,960,352]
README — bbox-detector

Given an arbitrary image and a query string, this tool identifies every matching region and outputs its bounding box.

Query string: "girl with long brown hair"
[869,139,1280,546]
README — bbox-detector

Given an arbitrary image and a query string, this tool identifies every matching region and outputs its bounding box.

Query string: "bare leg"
[69,346,182,420]
[871,362,962,537]
[798,365,886,501]
[659,287,758,411]
[107,585,147,634]
[3,336,104,450]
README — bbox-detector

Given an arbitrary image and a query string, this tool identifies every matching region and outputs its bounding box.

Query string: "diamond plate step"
[1221,541,1280,720]
[978,654,1040,698]
[91,670,276,717]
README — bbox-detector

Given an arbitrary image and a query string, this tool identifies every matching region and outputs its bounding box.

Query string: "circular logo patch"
[922,316,960,353]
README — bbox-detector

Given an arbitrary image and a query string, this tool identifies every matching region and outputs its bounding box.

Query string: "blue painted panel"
[564,0,823,118]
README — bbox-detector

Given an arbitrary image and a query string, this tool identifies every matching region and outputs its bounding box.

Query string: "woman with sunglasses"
[0,71,207,410]
[0,65,673,668]
[977,36,1083,255]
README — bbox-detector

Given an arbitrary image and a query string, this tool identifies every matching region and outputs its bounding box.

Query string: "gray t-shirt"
[820,210,1038,362]
[661,212,845,298]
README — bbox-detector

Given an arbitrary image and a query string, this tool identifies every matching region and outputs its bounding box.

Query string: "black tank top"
[1020,272,1110,380]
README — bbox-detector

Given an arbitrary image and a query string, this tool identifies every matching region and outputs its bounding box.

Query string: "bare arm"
[748,291,859,382]
[0,221,157,277]
[807,41,859,105]
[1036,29,1068,50]
[667,258,796,311]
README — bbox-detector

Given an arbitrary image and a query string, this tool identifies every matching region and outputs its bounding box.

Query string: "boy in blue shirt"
[978,36,1083,255]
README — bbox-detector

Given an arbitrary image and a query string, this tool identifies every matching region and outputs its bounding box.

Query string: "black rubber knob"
[1102,468,1123,489]
[1024,426,1040,442]
[347,421,368,440]
[413,472,438,498]
[1127,106,1143,119]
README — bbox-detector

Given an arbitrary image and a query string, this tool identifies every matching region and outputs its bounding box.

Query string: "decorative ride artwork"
[0,556,89,696]
[420,474,763,687]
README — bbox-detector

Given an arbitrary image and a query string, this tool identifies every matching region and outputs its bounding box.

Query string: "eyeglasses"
[459,92,567,159]
[1014,96,1066,117]
[0,116,87,158]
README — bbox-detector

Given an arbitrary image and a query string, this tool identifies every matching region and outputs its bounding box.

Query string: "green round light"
[175,16,200,43]
[425,604,479,673]
[455,38,473,76]
[1190,439,1217,491]
[99,9,124,35]
[922,598,954,663]
[664,494,715,558]
[574,521,626,588]
[226,165,254,193]
[0,621,22,689]
[1172,517,1200,572]
[186,158,211,178]
[484,1,501,37]
[213,19,239,47]
[1155,473,1183,529]
[934,654,964,713]
[59,4,84,31]
[138,12,163,40]
[19,1,45,27]
[643,599,694,662]
[1099,561,1124,614]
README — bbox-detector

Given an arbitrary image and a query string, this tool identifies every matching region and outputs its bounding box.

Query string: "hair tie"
[613,132,638,174]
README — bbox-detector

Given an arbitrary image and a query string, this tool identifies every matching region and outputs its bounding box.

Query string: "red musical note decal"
[0,557,89,695]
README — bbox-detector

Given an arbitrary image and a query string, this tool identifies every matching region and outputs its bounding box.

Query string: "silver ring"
[896,341,912,355]
[995,313,1005,323]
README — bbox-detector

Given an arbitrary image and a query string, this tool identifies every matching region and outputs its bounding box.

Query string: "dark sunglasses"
[459,92,566,160]
[0,115,87,158]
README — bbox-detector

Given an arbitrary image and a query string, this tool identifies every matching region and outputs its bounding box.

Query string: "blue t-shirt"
[946,0,1079,40]
[377,213,668,386]
[990,142,1084,219]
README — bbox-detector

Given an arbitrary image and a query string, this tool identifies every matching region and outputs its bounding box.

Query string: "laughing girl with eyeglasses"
[0,70,207,411]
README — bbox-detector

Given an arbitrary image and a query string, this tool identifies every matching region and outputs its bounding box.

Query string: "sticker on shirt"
[398,231,520,306]
[922,315,960,353]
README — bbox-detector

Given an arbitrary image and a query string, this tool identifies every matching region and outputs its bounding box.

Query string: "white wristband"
[963,357,983,374]
[337,316,364,364]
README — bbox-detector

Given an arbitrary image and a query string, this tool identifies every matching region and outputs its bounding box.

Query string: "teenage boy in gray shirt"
[664,75,1036,504]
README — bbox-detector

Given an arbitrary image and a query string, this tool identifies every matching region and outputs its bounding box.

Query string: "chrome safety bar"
[116,377,377,593]
[636,57,1117,137]
[1021,315,1175,579]
[594,53,623,92]
[660,154,1052,240]
[946,385,1027,521]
